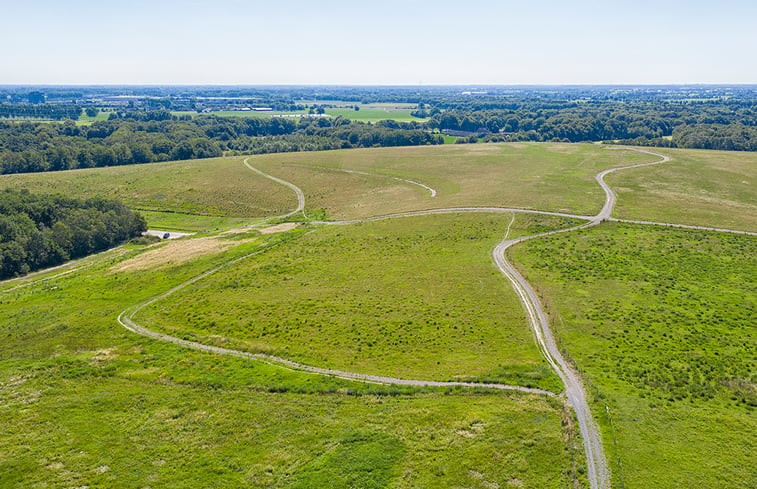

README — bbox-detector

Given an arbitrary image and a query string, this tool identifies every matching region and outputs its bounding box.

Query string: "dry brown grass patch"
[257,223,298,234]
[111,236,256,273]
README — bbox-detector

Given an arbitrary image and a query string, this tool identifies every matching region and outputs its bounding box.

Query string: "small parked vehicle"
[163,232,170,239]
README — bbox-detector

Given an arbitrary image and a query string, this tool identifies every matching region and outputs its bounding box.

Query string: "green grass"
[607,147,757,232]
[77,111,112,123]
[137,213,577,390]
[137,210,258,232]
[172,103,423,123]
[510,222,756,488]
[5,142,753,486]
[252,143,657,219]
[173,110,297,118]
[0,156,297,231]
[1,143,659,226]
[0,225,584,488]
[324,107,421,122]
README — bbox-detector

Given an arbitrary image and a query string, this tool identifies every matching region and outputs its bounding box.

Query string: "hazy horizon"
[2,0,756,85]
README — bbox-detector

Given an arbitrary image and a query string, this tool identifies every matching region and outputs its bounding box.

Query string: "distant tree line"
[0,189,146,278]
[425,101,757,144]
[0,116,438,175]
[0,103,83,120]
[611,123,757,151]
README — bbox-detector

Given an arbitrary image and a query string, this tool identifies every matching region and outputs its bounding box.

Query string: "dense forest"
[0,115,438,174]
[1,85,757,175]
[0,189,146,278]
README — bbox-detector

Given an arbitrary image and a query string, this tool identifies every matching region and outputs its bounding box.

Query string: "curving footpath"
[112,147,749,489]
[489,148,669,488]
[286,163,437,197]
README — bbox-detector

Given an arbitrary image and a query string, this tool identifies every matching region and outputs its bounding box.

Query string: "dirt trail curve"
[286,163,437,197]
[243,157,305,218]
[112,147,740,489]
[490,148,670,489]
[118,309,554,396]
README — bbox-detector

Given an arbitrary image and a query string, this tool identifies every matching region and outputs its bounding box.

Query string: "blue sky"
[2,0,756,84]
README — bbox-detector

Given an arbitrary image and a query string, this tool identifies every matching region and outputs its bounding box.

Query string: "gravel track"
[316,207,591,225]
[109,148,748,489]
[609,218,757,236]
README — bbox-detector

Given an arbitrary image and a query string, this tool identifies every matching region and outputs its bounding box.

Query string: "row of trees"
[425,102,757,143]
[0,104,83,120]
[611,124,757,151]
[0,117,437,175]
[0,189,146,278]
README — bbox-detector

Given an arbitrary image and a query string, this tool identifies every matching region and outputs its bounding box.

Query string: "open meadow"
[0,143,658,228]
[136,213,578,390]
[607,147,757,232]
[0,221,583,488]
[1,141,755,488]
[171,102,423,123]
[509,223,756,488]
[0,157,294,232]
[250,143,657,218]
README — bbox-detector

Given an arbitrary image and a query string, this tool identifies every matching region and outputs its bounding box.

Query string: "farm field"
[509,223,756,488]
[607,147,757,232]
[323,107,420,122]
[171,102,423,123]
[0,220,583,488]
[137,213,578,389]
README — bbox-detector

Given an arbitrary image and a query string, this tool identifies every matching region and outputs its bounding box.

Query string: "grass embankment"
[607,147,757,232]
[0,226,584,488]
[510,222,756,488]
[1,143,659,230]
[0,157,296,232]
[252,143,657,219]
[136,213,578,390]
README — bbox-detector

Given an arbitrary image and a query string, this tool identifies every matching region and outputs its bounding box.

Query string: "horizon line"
[2,83,757,88]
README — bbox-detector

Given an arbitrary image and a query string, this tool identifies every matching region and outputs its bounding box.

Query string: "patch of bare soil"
[111,236,254,273]
[257,223,298,234]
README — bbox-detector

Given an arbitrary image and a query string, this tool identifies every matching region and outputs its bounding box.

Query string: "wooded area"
[0,114,438,174]
[0,189,146,278]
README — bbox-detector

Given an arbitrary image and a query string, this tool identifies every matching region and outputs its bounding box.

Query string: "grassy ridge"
[0,143,663,228]
[607,147,757,232]
[136,214,579,390]
[252,143,657,219]
[0,226,584,488]
[0,156,296,231]
[510,222,756,488]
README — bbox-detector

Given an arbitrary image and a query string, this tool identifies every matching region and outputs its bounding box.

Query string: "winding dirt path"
[609,218,757,236]
[243,157,305,218]
[109,147,746,489]
[286,163,437,197]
